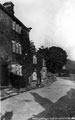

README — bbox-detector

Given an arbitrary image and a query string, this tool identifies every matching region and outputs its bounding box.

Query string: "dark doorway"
[1,63,9,86]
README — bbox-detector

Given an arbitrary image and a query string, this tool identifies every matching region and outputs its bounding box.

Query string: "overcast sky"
[1,0,75,61]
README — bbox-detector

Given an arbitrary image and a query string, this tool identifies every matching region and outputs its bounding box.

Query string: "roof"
[0,3,32,32]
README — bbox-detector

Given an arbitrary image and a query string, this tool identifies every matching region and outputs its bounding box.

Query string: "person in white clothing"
[40,66,47,83]
[32,69,37,81]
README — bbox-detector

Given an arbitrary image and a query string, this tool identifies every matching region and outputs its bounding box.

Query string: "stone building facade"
[0,2,31,86]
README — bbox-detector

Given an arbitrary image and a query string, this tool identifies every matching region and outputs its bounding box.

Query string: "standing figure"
[40,66,47,85]
[31,69,37,87]
[32,69,37,81]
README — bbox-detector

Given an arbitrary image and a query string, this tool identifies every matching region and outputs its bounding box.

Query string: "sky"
[1,0,75,61]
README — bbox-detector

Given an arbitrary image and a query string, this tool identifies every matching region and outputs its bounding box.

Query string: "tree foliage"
[37,46,67,73]
[37,46,49,59]
[30,40,36,54]
[46,46,67,73]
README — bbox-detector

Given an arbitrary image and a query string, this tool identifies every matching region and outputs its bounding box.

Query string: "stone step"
[0,88,18,100]
[1,92,18,100]
[4,90,15,94]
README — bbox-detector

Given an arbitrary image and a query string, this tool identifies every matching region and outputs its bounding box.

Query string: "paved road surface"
[1,77,75,120]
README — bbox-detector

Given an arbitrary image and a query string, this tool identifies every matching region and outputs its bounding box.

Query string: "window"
[12,40,22,54]
[19,26,22,34]
[16,64,20,75]
[12,21,22,34]
[12,21,16,30]
[16,64,22,76]
[19,44,22,54]
[11,64,16,74]
[19,65,22,76]
[12,40,16,52]
[10,64,22,76]
[16,24,19,32]
[16,42,19,54]
[33,55,37,64]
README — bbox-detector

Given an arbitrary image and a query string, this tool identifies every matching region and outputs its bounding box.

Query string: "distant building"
[0,2,32,86]
[59,59,75,77]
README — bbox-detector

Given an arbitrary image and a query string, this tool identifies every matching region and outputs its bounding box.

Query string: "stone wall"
[0,6,31,86]
[0,9,12,61]
[41,72,57,86]
[70,74,75,81]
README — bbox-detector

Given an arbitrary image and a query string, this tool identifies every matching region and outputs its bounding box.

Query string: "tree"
[30,40,36,54]
[37,46,49,59]
[46,46,67,73]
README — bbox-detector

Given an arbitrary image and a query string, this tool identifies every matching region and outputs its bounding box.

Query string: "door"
[1,63,9,86]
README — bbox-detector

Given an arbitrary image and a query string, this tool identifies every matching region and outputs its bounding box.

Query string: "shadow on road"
[1,111,13,120]
[29,91,75,119]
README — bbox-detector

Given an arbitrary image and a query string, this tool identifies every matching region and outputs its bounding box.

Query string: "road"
[1,77,75,120]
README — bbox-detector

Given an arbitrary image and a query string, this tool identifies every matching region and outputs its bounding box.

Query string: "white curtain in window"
[11,64,16,74]
[33,55,37,64]
[16,24,19,32]
[12,40,15,53]
[19,44,22,54]
[16,65,19,75]
[12,21,16,30]
[19,65,22,76]
[15,65,22,76]
[19,27,22,34]
[16,43,19,54]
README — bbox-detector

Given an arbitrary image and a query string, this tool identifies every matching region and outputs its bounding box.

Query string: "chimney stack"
[3,2,14,15]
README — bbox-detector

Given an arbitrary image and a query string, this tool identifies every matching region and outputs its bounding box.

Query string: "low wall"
[42,72,57,86]
[70,74,75,80]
